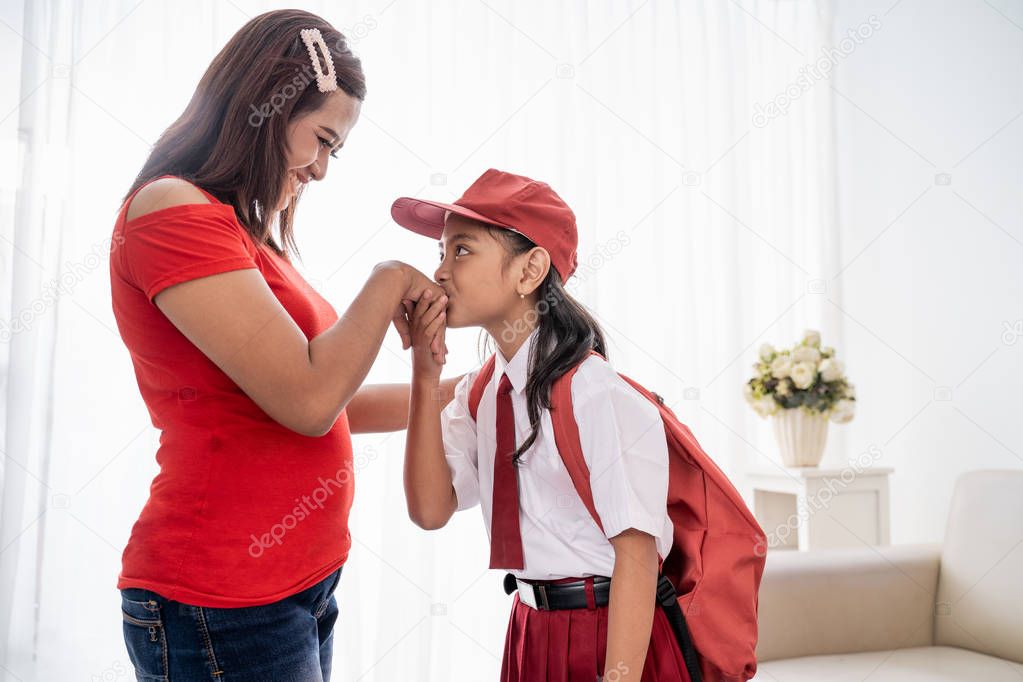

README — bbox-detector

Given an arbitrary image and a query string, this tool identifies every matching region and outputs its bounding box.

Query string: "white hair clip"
[300,28,337,93]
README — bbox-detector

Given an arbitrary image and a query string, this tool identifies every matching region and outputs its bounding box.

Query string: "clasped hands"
[386,263,448,378]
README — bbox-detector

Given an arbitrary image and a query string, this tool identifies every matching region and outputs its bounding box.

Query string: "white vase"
[772,408,829,467]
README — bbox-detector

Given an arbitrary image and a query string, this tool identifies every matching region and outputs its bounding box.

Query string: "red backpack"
[469,350,766,682]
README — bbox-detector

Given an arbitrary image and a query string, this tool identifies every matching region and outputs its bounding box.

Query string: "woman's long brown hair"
[122,9,366,258]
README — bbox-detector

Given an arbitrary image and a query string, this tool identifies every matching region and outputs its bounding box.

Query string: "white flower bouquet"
[744,329,856,424]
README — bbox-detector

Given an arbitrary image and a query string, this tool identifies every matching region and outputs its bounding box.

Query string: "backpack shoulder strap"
[549,350,606,533]
[468,354,497,422]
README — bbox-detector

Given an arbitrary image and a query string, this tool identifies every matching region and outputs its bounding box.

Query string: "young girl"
[394,169,692,681]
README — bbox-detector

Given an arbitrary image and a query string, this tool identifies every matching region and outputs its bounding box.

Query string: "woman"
[110,9,453,681]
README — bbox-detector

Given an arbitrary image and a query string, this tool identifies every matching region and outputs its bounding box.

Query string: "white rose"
[792,345,821,366]
[743,383,755,403]
[819,358,844,382]
[789,362,816,390]
[758,343,776,362]
[830,399,855,424]
[753,396,778,418]
[770,356,792,379]
[803,329,821,347]
[846,382,856,399]
[776,378,790,396]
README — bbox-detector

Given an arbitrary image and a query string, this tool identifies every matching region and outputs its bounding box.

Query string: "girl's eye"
[318,137,339,159]
[439,245,470,261]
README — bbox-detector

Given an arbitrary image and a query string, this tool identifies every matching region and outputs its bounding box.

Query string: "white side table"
[749,466,893,551]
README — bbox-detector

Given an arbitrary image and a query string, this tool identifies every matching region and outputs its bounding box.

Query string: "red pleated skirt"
[499,589,692,682]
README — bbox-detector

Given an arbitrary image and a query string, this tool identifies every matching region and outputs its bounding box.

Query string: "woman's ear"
[518,247,551,296]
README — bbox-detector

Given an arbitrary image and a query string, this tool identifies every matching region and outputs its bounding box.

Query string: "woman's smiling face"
[434,214,524,329]
[279,90,361,210]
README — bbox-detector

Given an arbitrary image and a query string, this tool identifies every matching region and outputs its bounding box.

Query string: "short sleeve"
[571,357,671,555]
[119,204,258,302]
[441,369,481,511]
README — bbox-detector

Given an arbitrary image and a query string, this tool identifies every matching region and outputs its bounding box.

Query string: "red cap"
[391,168,578,281]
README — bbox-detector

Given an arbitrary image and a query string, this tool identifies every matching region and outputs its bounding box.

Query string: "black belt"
[503,573,611,610]
[503,573,704,682]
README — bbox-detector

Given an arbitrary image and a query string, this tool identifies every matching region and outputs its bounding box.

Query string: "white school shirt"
[441,329,673,581]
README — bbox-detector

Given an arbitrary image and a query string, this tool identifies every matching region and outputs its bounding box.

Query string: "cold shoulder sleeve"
[117,203,258,302]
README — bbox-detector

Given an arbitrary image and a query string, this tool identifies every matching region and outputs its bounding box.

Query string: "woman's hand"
[408,289,448,380]
[376,261,446,360]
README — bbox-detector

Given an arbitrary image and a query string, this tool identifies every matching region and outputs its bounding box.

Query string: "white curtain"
[0,1,841,679]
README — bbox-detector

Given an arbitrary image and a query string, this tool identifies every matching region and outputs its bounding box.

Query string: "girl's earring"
[518,292,524,299]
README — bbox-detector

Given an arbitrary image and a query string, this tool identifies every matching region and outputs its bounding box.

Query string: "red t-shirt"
[110,174,353,607]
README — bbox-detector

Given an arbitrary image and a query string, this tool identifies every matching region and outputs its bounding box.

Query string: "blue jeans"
[120,567,342,681]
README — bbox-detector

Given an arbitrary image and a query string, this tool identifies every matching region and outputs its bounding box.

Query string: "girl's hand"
[408,289,448,378]
[374,261,445,353]
[604,529,658,680]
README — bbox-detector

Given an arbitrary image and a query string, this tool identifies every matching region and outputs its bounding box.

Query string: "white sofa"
[753,469,1023,681]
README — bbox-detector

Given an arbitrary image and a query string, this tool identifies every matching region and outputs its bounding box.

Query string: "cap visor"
[391,197,513,239]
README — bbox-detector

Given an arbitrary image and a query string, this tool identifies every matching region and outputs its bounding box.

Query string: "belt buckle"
[516,580,551,610]
[516,580,538,609]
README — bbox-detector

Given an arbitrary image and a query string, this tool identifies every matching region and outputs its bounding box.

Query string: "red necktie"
[489,373,524,569]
